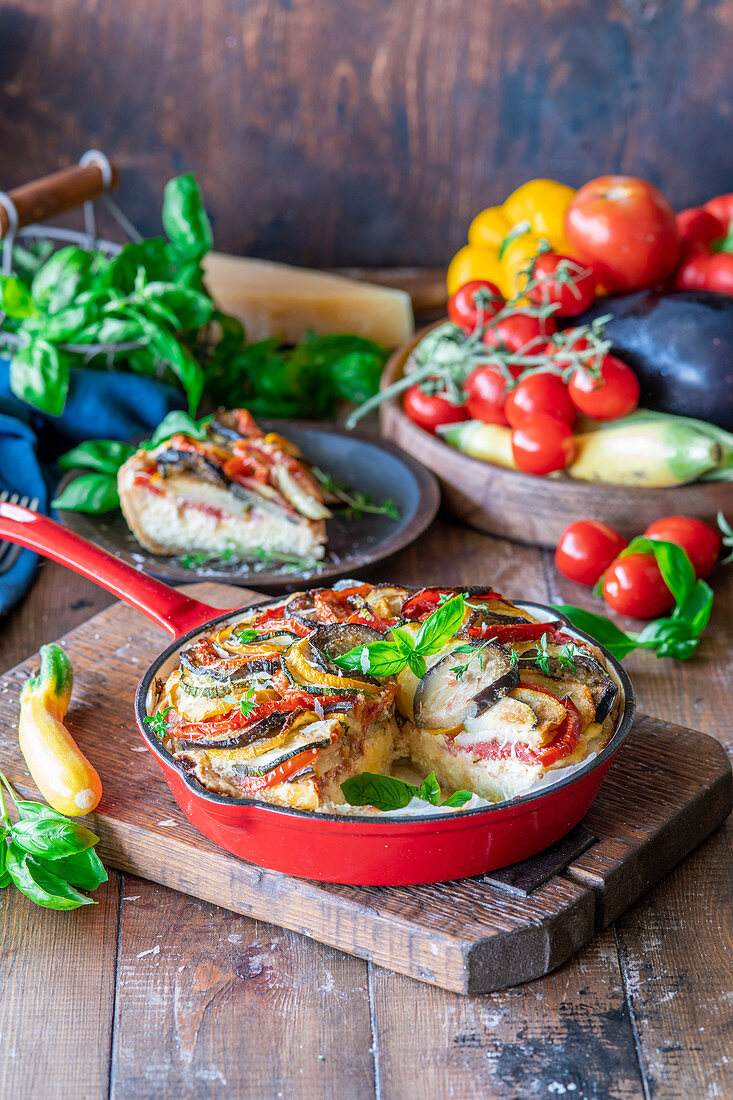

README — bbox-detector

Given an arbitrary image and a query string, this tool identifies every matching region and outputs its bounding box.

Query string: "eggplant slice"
[307,623,384,685]
[156,447,229,486]
[413,640,518,729]
[521,644,619,722]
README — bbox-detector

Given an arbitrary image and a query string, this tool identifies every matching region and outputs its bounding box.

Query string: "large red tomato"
[565,176,679,292]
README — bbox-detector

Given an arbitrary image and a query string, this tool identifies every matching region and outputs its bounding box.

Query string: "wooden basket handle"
[0,155,119,238]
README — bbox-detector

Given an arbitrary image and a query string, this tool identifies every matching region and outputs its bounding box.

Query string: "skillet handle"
[0,503,228,638]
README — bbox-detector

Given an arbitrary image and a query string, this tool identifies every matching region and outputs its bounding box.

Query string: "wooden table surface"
[0,519,731,1099]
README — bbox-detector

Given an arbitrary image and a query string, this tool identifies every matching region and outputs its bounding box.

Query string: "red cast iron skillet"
[0,501,635,886]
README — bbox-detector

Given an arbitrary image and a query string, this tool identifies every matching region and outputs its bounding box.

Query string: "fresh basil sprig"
[1,174,388,422]
[341,770,474,811]
[554,537,714,662]
[332,595,467,680]
[144,707,173,740]
[0,774,107,909]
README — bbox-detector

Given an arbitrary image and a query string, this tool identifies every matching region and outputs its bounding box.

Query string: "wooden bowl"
[379,325,732,548]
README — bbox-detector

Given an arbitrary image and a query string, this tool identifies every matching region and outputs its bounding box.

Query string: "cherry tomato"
[403,384,468,433]
[565,175,680,292]
[505,372,576,429]
[602,553,675,619]
[464,365,510,425]
[643,516,721,579]
[527,253,596,317]
[511,414,575,475]
[448,280,504,334]
[568,355,640,420]
[555,520,628,587]
[482,312,557,357]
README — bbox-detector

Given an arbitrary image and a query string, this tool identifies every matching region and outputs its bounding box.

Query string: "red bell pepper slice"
[236,747,320,792]
[465,621,563,644]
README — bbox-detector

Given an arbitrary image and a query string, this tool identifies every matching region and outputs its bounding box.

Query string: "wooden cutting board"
[0,583,730,995]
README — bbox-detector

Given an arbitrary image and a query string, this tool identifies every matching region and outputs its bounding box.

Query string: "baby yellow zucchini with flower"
[19,644,102,816]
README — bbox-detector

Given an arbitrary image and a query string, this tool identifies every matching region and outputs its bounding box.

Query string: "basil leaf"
[37,304,91,342]
[146,326,204,414]
[142,283,213,330]
[31,247,93,313]
[98,240,174,293]
[551,605,638,661]
[74,317,145,345]
[0,871,10,890]
[442,789,475,808]
[414,594,466,655]
[13,799,69,823]
[52,472,120,514]
[0,275,37,319]
[10,339,70,415]
[58,439,135,475]
[344,641,408,678]
[34,847,107,891]
[406,651,427,679]
[623,537,696,609]
[0,838,7,881]
[390,629,416,657]
[11,815,99,859]
[679,579,714,634]
[163,174,213,264]
[417,772,441,806]
[5,847,94,909]
[143,410,210,449]
[340,773,418,811]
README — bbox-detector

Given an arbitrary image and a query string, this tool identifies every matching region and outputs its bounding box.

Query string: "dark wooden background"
[1,0,733,267]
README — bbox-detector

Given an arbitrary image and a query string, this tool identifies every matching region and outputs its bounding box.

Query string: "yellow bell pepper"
[447,179,579,300]
[18,644,102,816]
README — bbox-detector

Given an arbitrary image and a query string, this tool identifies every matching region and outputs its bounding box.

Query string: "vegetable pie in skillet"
[148,584,622,811]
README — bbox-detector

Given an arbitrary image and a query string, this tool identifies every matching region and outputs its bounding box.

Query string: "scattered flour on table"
[136,945,160,959]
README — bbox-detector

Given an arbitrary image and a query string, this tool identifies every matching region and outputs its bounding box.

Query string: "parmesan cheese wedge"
[203,252,414,347]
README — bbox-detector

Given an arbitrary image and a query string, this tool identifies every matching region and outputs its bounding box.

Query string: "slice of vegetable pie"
[118,408,330,560]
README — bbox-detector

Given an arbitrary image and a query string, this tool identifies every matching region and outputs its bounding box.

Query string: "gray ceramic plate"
[55,422,440,591]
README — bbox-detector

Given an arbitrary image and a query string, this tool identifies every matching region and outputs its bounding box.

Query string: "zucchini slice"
[413,640,517,729]
[229,719,339,776]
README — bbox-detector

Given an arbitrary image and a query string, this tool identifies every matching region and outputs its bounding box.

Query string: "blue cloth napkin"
[0,357,185,616]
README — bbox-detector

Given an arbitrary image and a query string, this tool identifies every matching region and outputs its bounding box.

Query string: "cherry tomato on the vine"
[643,516,721,579]
[448,280,504,334]
[601,553,675,619]
[555,520,628,587]
[511,414,575,475]
[505,372,576,429]
[568,355,640,420]
[403,384,468,433]
[464,365,510,425]
[526,253,596,317]
[482,312,556,357]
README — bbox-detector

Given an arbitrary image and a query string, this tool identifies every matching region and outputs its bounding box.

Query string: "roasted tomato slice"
[463,697,581,767]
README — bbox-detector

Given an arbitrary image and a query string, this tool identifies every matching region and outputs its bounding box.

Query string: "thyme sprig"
[450,632,576,681]
[313,468,400,521]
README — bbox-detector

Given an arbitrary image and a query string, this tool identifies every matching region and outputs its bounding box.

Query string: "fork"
[0,491,41,574]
